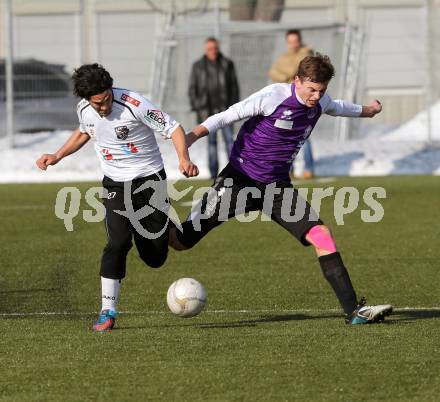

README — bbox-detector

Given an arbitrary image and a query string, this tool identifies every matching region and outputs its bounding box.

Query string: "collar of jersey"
[293,85,307,106]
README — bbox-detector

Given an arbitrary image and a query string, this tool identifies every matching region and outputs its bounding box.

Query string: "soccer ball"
[166,278,207,318]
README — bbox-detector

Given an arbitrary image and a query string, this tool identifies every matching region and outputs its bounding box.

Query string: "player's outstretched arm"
[323,96,382,119]
[186,85,277,147]
[171,125,199,178]
[36,128,90,170]
[360,99,382,118]
[185,124,209,148]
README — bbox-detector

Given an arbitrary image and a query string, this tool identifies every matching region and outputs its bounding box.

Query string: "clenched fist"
[362,99,382,118]
[179,159,199,178]
[36,154,61,171]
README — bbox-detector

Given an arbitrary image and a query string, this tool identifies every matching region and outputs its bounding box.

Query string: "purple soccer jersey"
[202,83,362,183]
[230,84,321,183]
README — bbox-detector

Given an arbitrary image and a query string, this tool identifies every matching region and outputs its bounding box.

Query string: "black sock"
[319,252,357,315]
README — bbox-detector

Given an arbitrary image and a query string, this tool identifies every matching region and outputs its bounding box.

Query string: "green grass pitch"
[0,176,439,401]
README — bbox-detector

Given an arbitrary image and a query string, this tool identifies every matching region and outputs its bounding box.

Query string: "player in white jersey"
[36,64,199,331]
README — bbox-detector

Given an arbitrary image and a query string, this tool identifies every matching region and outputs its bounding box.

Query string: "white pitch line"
[1,307,440,317]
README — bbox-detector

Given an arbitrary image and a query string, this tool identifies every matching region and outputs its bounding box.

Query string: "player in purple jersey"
[169,54,392,324]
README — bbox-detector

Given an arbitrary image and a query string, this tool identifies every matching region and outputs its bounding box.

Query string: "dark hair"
[72,63,113,99]
[297,53,335,83]
[285,29,302,42]
[205,36,219,44]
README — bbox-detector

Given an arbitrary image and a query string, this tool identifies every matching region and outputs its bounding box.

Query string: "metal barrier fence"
[1,0,439,146]
[162,21,349,139]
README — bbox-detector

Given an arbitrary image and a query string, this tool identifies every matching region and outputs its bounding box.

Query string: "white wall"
[2,0,438,131]
[363,6,426,89]
[95,11,157,94]
[14,13,80,74]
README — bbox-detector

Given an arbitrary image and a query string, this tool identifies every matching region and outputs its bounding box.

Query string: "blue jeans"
[302,138,314,173]
[208,125,234,178]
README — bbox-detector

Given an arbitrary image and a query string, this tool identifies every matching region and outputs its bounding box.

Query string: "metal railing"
[1,0,439,146]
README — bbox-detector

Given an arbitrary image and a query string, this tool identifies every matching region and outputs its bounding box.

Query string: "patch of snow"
[381,101,440,142]
[0,121,439,184]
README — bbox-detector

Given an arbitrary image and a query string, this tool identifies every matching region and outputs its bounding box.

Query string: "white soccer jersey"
[77,87,180,182]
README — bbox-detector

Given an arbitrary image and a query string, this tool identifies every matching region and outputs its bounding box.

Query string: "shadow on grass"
[0,287,65,316]
[117,313,344,331]
[111,325,149,331]
[196,309,440,329]
[2,309,439,329]
[0,259,78,313]
[96,310,440,331]
[0,288,59,294]
[394,309,440,322]
[195,313,342,329]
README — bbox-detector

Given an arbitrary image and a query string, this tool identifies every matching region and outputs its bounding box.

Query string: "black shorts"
[100,169,170,279]
[177,163,323,249]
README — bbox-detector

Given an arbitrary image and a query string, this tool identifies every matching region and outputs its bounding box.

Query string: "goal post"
[159,19,355,141]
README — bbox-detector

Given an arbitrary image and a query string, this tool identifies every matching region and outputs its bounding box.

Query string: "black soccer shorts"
[100,169,170,280]
[176,163,323,249]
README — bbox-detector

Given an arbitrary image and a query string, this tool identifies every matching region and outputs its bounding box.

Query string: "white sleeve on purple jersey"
[134,95,180,139]
[201,84,291,134]
[319,93,362,117]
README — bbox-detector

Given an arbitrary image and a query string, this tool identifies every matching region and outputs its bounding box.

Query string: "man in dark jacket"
[188,37,240,178]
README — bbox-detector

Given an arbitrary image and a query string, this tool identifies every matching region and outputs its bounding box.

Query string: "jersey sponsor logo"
[274,119,293,130]
[144,109,166,130]
[121,143,139,155]
[86,123,96,137]
[307,107,318,119]
[101,149,113,161]
[115,125,129,140]
[121,93,141,107]
[281,109,294,120]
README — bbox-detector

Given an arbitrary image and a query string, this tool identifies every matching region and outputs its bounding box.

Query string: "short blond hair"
[297,53,335,83]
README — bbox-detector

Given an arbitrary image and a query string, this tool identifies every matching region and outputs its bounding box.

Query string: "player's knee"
[138,247,168,269]
[305,225,337,253]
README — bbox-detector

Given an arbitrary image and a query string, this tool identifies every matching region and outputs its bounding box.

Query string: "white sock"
[101,277,121,312]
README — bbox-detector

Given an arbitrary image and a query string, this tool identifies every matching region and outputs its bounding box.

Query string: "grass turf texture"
[0,176,439,401]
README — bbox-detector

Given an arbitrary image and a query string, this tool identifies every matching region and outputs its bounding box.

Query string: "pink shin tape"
[307,226,337,253]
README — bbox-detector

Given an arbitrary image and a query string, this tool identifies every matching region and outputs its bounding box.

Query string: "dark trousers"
[100,170,169,279]
[177,163,322,249]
